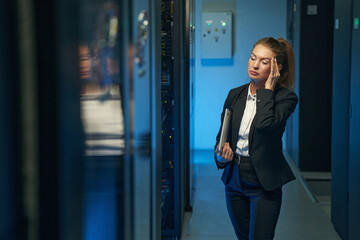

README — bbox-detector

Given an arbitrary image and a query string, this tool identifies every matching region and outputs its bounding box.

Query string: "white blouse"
[235,84,257,157]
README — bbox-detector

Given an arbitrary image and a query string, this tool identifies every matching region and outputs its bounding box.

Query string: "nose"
[253,60,260,69]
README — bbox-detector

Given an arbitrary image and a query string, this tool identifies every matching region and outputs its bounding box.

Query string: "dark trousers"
[225,156,282,240]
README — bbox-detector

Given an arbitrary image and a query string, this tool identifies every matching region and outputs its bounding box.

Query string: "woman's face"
[79,45,91,79]
[247,44,277,83]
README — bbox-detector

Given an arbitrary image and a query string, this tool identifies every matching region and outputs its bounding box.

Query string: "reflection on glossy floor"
[181,150,342,240]
[83,156,124,240]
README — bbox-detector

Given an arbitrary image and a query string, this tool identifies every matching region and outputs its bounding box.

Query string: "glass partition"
[79,1,125,239]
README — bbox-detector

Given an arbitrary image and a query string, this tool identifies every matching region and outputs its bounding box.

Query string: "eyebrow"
[251,53,271,61]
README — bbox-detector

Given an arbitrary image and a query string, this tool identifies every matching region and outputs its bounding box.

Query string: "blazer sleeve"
[254,88,298,132]
[214,90,235,169]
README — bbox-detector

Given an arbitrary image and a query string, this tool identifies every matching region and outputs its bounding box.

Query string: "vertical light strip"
[17,0,39,239]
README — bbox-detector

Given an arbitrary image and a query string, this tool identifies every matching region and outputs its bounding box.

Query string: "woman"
[214,37,298,240]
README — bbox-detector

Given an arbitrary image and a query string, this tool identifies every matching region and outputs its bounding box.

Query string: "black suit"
[215,83,298,191]
[214,83,298,240]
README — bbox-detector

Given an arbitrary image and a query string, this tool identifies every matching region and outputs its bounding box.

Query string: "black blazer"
[214,83,298,191]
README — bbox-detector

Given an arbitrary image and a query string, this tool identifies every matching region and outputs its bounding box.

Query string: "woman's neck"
[250,80,265,95]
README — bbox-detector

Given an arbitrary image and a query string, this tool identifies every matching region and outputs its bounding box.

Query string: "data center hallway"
[181,150,342,240]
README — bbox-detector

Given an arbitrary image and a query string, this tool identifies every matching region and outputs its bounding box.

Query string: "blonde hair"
[253,37,295,90]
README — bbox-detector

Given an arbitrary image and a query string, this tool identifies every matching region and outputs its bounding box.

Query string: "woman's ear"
[278,64,283,72]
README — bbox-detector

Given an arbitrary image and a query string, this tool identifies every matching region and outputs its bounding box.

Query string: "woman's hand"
[265,57,281,91]
[215,142,234,163]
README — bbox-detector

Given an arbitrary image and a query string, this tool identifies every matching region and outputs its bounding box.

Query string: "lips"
[249,70,259,76]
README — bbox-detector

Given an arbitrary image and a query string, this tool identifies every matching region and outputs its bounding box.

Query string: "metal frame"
[150,0,163,238]
[121,0,135,238]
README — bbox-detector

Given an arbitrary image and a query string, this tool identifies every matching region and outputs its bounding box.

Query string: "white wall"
[193,0,288,150]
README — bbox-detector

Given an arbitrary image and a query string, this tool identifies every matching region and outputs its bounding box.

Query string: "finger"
[227,151,232,160]
[270,58,275,76]
[274,58,280,75]
[222,143,233,160]
[222,147,230,160]
[226,148,233,160]
[224,150,229,160]
[221,149,227,158]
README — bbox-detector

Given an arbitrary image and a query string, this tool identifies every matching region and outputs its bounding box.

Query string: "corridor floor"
[181,150,342,240]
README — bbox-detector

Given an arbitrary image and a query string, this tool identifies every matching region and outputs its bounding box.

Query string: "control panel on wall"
[201,11,232,59]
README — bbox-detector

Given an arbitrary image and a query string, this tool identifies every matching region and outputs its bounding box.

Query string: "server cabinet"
[17,0,162,239]
[286,0,334,171]
[132,1,152,238]
[160,0,179,235]
[187,0,196,211]
[160,6,176,230]
[131,0,162,238]
[33,1,83,239]
[80,0,162,239]
[331,0,352,239]
[299,0,334,171]
[286,0,301,164]
[79,1,132,239]
[150,0,163,239]
[161,0,188,238]
[0,0,161,239]
[286,0,301,165]
[349,0,360,239]
[0,1,25,239]
[332,0,360,239]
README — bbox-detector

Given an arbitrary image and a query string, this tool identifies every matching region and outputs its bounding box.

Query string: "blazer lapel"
[231,84,249,149]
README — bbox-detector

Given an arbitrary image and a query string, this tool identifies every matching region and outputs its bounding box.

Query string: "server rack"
[0,1,25,239]
[9,0,161,239]
[185,0,195,211]
[286,0,334,171]
[160,0,188,238]
[331,0,352,239]
[348,0,360,238]
[160,0,176,234]
[330,0,360,239]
